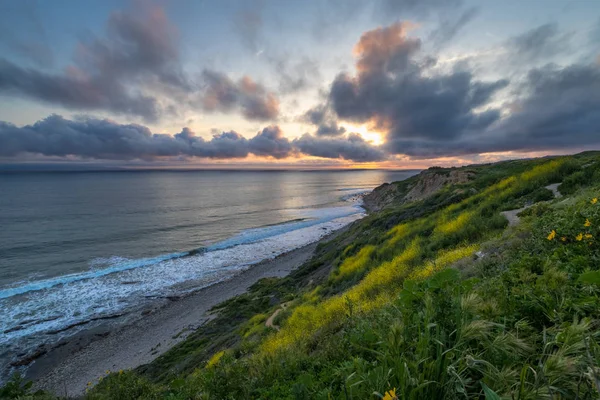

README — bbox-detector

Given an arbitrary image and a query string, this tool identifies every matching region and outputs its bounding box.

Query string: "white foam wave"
[0,207,364,348]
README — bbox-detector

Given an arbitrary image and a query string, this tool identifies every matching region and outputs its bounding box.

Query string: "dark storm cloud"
[293,133,386,162]
[0,6,187,122]
[509,23,571,62]
[371,63,600,158]
[302,105,346,136]
[248,126,294,159]
[0,115,253,160]
[174,128,251,158]
[201,70,279,121]
[0,115,383,162]
[327,22,509,149]
[0,58,161,120]
[0,5,279,123]
[320,21,600,158]
[487,63,600,151]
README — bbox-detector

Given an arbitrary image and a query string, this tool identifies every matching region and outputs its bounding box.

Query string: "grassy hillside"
[5,152,600,399]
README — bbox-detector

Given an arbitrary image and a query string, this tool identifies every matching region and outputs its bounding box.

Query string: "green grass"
[5,151,600,399]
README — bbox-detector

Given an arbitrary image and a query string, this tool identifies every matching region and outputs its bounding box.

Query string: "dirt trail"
[265,302,290,331]
[544,183,562,198]
[500,207,528,227]
[500,183,562,227]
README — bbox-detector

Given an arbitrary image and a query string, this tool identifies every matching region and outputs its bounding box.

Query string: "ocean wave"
[0,253,186,300]
[0,206,365,348]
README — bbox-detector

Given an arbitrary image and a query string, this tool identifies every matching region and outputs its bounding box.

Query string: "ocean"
[0,169,416,371]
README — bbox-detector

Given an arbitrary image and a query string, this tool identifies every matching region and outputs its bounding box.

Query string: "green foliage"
[0,374,56,400]
[85,371,163,400]
[558,161,600,195]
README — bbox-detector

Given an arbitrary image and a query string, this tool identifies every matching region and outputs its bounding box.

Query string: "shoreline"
[26,227,348,397]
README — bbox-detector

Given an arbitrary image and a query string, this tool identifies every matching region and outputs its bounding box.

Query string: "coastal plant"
[0,374,57,400]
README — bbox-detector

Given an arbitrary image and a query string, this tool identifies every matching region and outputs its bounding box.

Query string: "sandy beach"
[27,235,333,398]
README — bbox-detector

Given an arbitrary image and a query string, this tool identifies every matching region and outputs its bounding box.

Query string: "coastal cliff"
[363,167,475,212]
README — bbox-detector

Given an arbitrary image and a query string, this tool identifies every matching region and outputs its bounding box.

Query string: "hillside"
[4,152,600,400]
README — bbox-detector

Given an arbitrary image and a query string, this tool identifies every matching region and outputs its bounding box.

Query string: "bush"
[0,374,56,400]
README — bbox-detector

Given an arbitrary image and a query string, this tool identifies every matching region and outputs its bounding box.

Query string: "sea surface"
[0,169,417,372]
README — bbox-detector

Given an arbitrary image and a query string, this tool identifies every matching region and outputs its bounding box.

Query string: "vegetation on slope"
[4,152,600,399]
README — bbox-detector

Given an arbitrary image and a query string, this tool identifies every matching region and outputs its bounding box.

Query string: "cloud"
[0,58,161,120]
[293,133,386,162]
[201,70,279,121]
[302,105,346,136]
[248,125,294,159]
[327,22,509,151]
[0,6,185,121]
[353,22,421,77]
[268,55,322,94]
[0,115,250,160]
[0,4,276,124]
[321,20,600,158]
[509,23,571,62]
[174,128,251,158]
[0,115,384,162]
[366,62,600,158]
[486,63,600,152]
[429,7,479,48]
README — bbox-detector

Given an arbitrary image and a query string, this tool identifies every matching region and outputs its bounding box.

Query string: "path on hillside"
[500,207,528,227]
[500,183,562,227]
[265,302,290,331]
[545,183,562,198]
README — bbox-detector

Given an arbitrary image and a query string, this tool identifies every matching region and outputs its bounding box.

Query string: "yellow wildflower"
[576,233,583,241]
[560,236,567,242]
[585,234,593,239]
[592,198,598,204]
[87,382,92,386]
[585,219,592,227]
[119,369,124,375]
[383,388,398,400]
[547,230,556,240]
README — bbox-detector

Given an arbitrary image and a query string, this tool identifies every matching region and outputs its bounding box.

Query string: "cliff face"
[364,168,474,212]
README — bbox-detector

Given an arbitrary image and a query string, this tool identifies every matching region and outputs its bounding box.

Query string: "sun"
[341,124,384,146]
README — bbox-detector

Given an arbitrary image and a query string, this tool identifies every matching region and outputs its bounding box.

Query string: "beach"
[27,231,340,397]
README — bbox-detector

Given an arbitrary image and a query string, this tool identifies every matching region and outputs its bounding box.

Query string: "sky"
[0,0,599,169]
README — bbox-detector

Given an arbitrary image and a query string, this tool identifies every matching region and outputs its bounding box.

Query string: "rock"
[10,346,47,367]
[364,168,474,212]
